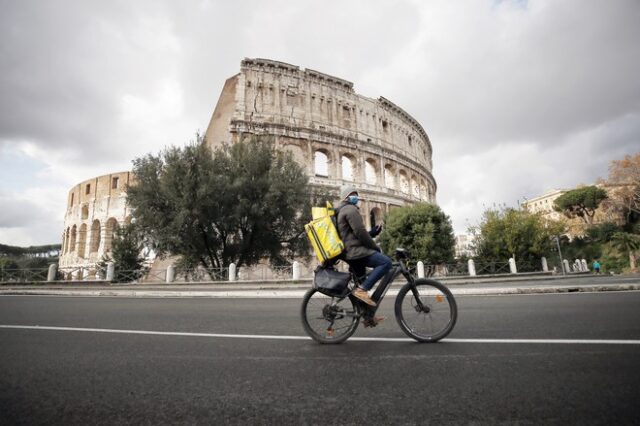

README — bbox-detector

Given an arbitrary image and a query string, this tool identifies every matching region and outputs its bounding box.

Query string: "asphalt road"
[1,291,639,425]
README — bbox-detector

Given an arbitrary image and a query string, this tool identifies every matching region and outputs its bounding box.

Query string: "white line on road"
[2,324,640,345]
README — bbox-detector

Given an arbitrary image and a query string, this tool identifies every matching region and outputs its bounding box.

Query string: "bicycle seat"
[395,248,410,259]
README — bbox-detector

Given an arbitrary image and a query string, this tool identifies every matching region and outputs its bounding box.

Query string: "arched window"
[81,205,89,220]
[90,220,101,253]
[104,218,119,253]
[314,151,329,177]
[369,207,383,227]
[70,226,77,252]
[399,171,409,194]
[77,224,87,258]
[411,177,420,198]
[384,165,395,189]
[365,160,377,185]
[341,155,354,181]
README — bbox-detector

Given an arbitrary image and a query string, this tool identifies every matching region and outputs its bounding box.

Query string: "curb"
[1,283,639,298]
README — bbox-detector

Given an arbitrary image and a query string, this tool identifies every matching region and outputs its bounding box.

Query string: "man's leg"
[360,252,392,291]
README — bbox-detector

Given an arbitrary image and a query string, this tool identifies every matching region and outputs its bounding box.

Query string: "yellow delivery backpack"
[305,201,344,264]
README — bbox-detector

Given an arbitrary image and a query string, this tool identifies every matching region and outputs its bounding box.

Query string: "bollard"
[47,264,57,282]
[581,259,588,272]
[541,257,548,272]
[292,261,301,280]
[229,263,236,282]
[166,265,176,283]
[106,262,115,281]
[574,259,581,272]
[509,257,517,274]
[468,259,476,276]
[417,261,425,278]
[563,259,570,274]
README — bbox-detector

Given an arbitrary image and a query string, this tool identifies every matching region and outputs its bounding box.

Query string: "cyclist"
[336,185,392,319]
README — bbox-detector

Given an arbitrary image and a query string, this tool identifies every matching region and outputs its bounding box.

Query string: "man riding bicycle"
[336,186,392,322]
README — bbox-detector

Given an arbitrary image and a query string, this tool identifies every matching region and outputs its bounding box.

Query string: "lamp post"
[554,235,566,275]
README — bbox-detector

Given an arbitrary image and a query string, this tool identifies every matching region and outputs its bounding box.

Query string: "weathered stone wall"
[59,172,133,279]
[205,58,437,228]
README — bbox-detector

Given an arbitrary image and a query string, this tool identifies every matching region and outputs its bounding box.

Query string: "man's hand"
[369,224,383,238]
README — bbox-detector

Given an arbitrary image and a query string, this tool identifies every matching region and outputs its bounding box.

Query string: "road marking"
[1,325,640,345]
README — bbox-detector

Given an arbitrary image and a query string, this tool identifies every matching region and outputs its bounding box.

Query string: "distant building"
[522,185,628,237]
[521,189,565,221]
[455,234,475,258]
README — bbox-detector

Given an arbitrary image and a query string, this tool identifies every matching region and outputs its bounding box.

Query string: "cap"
[339,185,358,200]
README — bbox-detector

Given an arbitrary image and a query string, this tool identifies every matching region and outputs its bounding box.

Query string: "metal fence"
[0,268,49,282]
[475,262,512,275]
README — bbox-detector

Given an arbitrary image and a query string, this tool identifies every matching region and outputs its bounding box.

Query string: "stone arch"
[420,180,428,201]
[282,144,306,169]
[364,158,378,185]
[341,153,356,181]
[399,170,410,194]
[369,206,383,227]
[77,224,87,258]
[104,218,119,253]
[314,150,330,177]
[384,164,395,189]
[70,225,77,252]
[411,176,420,199]
[81,204,89,220]
[89,219,101,253]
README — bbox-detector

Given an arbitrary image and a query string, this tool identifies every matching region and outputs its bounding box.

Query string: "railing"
[0,268,49,282]
[475,262,512,275]
[175,268,229,282]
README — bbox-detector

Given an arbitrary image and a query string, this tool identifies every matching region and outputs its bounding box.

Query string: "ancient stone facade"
[205,58,437,228]
[59,59,438,278]
[58,172,133,279]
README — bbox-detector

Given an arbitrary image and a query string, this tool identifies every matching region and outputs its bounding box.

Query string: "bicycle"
[301,248,458,344]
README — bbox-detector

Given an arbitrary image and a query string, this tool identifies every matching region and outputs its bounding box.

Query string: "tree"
[126,135,310,274]
[472,207,565,265]
[553,185,608,225]
[606,153,640,225]
[610,232,640,271]
[99,223,147,283]
[379,203,455,265]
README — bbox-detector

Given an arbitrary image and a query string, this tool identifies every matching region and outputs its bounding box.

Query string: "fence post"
[581,259,588,272]
[47,264,58,282]
[468,259,476,276]
[166,265,175,283]
[541,257,548,272]
[417,261,425,278]
[509,257,517,274]
[292,261,301,280]
[229,263,236,282]
[563,259,570,274]
[106,262,115,281]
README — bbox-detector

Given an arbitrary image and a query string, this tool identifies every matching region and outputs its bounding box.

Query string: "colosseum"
[59,58,436,278]
[59,172,134,279]
[206,58,436,228]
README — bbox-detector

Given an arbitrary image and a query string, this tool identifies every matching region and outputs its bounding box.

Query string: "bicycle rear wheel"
[394,278,457,342]
[301,288,360,344]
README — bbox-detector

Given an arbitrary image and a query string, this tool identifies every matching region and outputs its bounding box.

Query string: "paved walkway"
[1,274,639,298]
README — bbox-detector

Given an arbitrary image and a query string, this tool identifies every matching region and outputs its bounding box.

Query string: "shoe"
[363,316,386,328]
[352,287,376,306]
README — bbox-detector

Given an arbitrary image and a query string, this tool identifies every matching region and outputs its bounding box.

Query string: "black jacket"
[337,202,378,260]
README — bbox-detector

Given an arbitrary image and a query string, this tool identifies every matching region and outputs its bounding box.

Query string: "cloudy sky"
[1,0,639,246]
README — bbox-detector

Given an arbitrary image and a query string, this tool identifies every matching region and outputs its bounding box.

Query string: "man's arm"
[345,207,379,250]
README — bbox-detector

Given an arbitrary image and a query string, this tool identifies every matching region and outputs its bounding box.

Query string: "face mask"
[348,195,359,205]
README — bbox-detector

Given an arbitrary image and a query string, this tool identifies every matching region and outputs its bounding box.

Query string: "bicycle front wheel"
[301,288,360,344]
[395,279,457,342]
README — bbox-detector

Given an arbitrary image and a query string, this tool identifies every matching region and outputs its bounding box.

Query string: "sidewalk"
[1,274,639,298]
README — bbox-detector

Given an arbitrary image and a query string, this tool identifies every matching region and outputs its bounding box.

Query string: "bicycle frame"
[353,257,418,316]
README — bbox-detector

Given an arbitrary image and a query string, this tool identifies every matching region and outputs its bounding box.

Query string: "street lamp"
[553,235,566,275]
